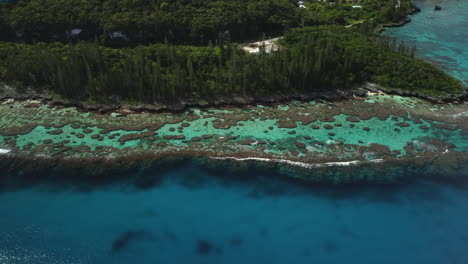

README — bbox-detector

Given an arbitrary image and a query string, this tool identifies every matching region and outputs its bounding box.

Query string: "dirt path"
[242,20,365,53]
[345,20,366,28]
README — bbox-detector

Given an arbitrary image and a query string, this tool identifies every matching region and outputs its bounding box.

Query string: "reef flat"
[0,91,467,184]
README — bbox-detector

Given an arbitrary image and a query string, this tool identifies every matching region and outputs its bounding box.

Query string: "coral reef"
[0,92,466,184]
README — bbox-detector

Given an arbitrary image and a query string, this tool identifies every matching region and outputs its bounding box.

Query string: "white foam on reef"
[210,156,383,169]
[0,149,11,155]
[452,111,468,118]
[33,153,49,158]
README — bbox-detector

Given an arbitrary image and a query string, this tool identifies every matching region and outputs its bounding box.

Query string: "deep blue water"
[382,0,468,85]
[1,165,468,264]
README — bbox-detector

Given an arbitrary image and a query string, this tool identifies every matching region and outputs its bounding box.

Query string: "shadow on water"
[322,240,339,254]
[338,225,360,240]
[1,156,468,205]
[196,240,214,255]
[111,230,158,254]
[229,237,243,247]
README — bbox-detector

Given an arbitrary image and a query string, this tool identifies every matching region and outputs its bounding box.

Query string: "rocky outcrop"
[163,135,186,140]
[47,129,63,135]
[377,5,420,33]
[396,122,410,128]
[1,81,466,115]
[362,82,468,104]
[0,84,371,114]
[382,18,411,28]
[118,131,155,143]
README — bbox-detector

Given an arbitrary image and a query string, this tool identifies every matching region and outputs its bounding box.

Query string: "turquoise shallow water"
[382,0,468,85]
[8,112,467,155]
[1,167,468,264]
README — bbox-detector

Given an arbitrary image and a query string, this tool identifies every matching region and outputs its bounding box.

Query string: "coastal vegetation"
[0,0,413,45]
[0,0,464,104]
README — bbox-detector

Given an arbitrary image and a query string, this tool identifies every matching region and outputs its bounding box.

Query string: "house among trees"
[297,1,306,8]
[69,29,82,37]
[109,31,129,41]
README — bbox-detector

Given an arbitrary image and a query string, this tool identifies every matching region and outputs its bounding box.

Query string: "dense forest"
[0,26,462,103]
[0,0,464,104]
[0,0,413,45]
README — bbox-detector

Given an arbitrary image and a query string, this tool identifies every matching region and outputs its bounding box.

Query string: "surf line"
[210,156,384,169]
[0,148,11,154]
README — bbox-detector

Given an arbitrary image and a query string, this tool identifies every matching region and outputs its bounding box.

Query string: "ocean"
[1,166,468,264]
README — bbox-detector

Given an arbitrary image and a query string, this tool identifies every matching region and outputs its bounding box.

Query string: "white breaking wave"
[210,156,383,169]
[452,111,468,118]
[0,149,11,155]
[33,154,49,158]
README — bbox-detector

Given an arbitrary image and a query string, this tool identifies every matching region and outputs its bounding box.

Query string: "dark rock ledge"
[362,83,468,104]
[0,82,465,114]
[0,86,364,114]
[377,6,421,33]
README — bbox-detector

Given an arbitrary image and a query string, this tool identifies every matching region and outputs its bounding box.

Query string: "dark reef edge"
[0,149,466,189]
[0,82,466,114]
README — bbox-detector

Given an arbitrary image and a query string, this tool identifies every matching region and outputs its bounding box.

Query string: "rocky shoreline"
[0,82,465,115]
[377,6,421,33]
[0,83,363,114]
